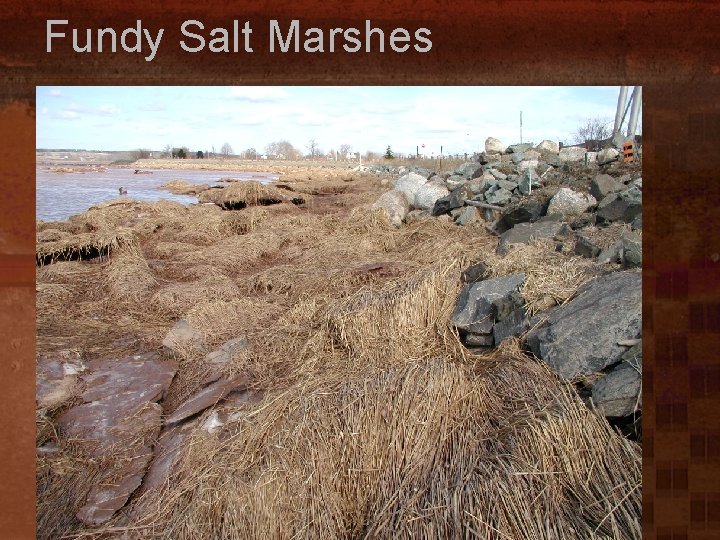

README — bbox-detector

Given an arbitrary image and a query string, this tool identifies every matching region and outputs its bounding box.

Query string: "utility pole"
[520,111,523,144]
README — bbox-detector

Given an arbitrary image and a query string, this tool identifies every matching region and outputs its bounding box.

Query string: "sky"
[36,86,626,156]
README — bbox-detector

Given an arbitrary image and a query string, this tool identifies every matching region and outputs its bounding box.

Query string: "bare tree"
[244,148,259,159]
[265,140,299,160]
[339,144,352,160]
[220,142,233,157]
[573,117,612,149]
[306,139,320,160]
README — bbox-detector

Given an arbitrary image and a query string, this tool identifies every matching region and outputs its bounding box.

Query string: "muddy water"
[37,168,277,222]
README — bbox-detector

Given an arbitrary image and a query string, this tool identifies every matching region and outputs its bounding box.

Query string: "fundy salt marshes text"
[46,19,433,62]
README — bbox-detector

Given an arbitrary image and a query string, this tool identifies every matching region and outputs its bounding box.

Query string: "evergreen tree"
[384,145,394,159]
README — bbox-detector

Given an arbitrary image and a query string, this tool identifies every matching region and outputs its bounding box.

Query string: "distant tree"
[176,147,186,159]
[339,144,352,159]
[573,117,612,149]
[365,150,380,160]
[306,139,320,160]
[162,144,172,158]
[265,140,299,160]
[196,150,204,159]
[132,148,151,160]
[220,142,233,157]
[384,146,394,159]
[244,148,259,159]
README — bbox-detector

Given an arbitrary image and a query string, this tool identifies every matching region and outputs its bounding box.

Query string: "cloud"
[229,87,289,102]
[58,110,79,120]
[49,89,62,97]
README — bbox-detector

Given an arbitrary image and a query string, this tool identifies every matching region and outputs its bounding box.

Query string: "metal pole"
[520,111,523,144]
[613,86,629,137]
[626,86,642,139]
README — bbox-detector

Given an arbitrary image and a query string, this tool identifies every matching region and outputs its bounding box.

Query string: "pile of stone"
[370,135,642,437]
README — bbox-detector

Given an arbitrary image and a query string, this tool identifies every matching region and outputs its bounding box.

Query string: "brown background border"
[2,1,719,538]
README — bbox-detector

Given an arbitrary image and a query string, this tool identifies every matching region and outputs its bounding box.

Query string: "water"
[36,168,278,222]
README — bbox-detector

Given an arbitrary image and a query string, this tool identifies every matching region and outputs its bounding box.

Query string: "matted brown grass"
[36,169,641,540]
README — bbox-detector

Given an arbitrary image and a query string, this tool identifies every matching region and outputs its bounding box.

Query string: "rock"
[56,353,178,525]
[455,206,481,226]
[631,177,642,189]
[535,140,559,153]
[511,152,526,164]
[597,147,620,165]
[414,180,450,212]
[485,187,513,206]
[621,231,642,268]
[516,159,539,173]
[489,169,507,181]
[445,174,467,191]
[558,146,586,162]
[485,137,507,154]
[477,152,501,166]
[598,241,622,264]
[493,307,530,345]
[517,170,541,195]
[546,188,597,218]
[497,220,570,255]
[409,167,434,179]
[497,179,519,192]
[166,373,250,425]
[631,213,642,231]
[574,234,601,259]
[204,336,249,379]
[163,319,205,355]
[394,172,429,205]
[591,353,641,417]
[453,162,484,180]
[590,174,624,200]
[495,200,544,234]
[432,184,473,216]
[465,333,494,347]
[460,262,488,283]
[450,273,526,335]
[525,271,642,380]
[596,186,642,224]
[371,190,409,227]
[36,353,86,409]
[404,209,432,224]
[570,212,596,230]
[507,143,534,154]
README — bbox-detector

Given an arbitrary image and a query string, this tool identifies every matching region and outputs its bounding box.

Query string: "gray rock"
[570,212,596,230]
[371,190,409,227]
[485,137,507,154]
[394,172,430,205]
[597,186,642,224]
[631,177,642,189]
[450,273,526,334]
[621,231,642,268]
[432,184,473,216]
[517,170,540,195]
[497,220,569,255]
[445,174,467,191]
[516,159,539,173]
[631,213,642,231]
[591,357,641,417]
[453,162,484,180]
[535,140,559,154]
[496,200,544,234]
[455,206,481,226]
[525,271,642,380]
[465,333,494,347]
[507,143,534,154]
[558,146,586,162]
[493,307,530,345]
[460,262,488,283]
[414,180,450,211]
[598,241,622,264]
[485,187,513,206]
[574,234,601,259]
[590,174,624,200]
[511,152,526,164]
[404,209,432,224]
[597,147,620,165]
[497,179,519,192]
[489,169,507,181]
[546,188,597,218]
[478,152,501,166]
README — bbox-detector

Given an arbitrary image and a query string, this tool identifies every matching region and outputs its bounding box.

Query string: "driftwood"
[463,200,504,211]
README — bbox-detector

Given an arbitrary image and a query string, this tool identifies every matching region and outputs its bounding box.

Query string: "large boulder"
[394,172,428,204]
[371,190,410,227]
[597,147,620,165]
[546,188,597,218]
[450,273,526,336]
[496,220,569,255]
[535,140,560,154]
[517,170,541,195]
[526,271,642,380]
[507,143,534,154]
[445,174,467,191]
[558,146,586,162]
[453,162,484,180]
[596,186,642,224]
[455,206,482,226]
[485,137,507,154]
[590,174,624,200]
[485,187,513,206]
[414,180,450,211]
[591,343,642,418]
